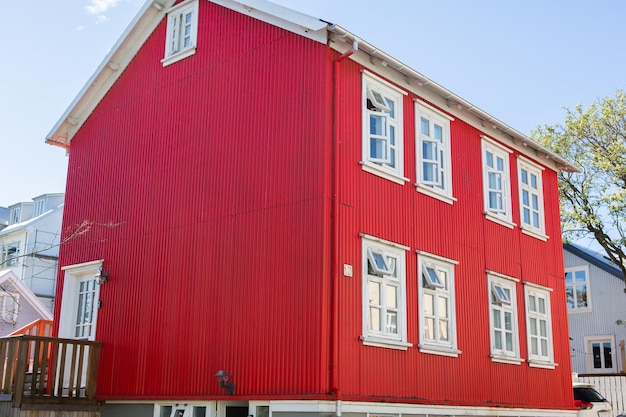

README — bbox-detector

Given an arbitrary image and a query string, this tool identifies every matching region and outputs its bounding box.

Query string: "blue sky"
[2,0,625,209]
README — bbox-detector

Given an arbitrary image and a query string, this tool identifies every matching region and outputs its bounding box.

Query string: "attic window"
[162,0,198,67]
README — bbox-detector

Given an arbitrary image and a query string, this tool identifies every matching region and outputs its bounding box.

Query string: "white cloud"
[96,15,109,24]
[76,26,86,31]
[85,0,121,15]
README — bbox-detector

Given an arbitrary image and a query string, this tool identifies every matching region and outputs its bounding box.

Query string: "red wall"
[56,0,573,410]
[57,1,334,399]
[332,56,572,407]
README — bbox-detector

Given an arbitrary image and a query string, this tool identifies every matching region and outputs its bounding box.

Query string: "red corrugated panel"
[55,0,573,411]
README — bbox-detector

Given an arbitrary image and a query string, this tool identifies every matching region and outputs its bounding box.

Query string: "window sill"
[484,212,516,229]
[521,226,549,241]
[568,308,592,314]
[490,354,524,365]
[161,47,197,67]
[528,359,557,369]
[415,184,456,205]
[361,161,409,185]
[361,335,412,350]
[418,344,461,357]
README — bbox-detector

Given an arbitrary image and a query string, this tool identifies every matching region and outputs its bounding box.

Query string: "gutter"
[326,24,579,173]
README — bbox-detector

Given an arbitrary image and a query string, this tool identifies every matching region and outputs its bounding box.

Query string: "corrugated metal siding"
[56,0,573,410]
[332,59,573,408]
[58,1,333,399]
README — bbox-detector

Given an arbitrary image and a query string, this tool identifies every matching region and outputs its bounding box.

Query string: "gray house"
[565,243,626,374]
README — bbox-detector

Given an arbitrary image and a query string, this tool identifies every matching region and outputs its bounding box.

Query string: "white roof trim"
[0,270,53,319]
[211,0,327,43]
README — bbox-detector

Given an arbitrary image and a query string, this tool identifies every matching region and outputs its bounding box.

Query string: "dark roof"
[564,242,623,280]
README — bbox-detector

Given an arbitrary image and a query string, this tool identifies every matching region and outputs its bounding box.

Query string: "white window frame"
[565,265,591,313]
[417,251,460,357]
[361,234,410,350]
[517,157,547,240]
[59,260,103,341]
[33,199,46,217]
[2,243,20,267]
[481,137,514,227]
[415,100,455,203]
[10,207,20,225]
[0,293,19,323]
[524,282,555,368]
[487,272,521,364]
[162,0,199,67]
[361,72,407,185]
[155,403,212,417]
[584,335,617,374]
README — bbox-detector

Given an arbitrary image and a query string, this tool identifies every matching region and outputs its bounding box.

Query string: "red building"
[43,1,578,416]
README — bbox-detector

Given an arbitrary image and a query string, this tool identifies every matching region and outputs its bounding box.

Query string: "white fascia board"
[0,270,53,318]
[46,1,174,148]
[210,0,328,44]
[327,25,579,174]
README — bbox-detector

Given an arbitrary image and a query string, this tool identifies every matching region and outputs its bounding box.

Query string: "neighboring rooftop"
[564,242,622,279]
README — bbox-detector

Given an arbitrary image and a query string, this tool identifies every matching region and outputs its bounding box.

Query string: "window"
[33,199,46,217]
[59,260,103,341]
[362,72,406,183]
[524,283,555,367]
[2,244,19,267]
[10,207,20,225]
[415,100,454,202]
[157,405,207,417]
[487,273,521,363]
[565,266,591,312]
[481,137,513,226]
[0,293,19,323]
[585,336,616,373]
[361,235,410,349]
[418,252,459,356]
[162,0,198,66]
[517,157,546,239]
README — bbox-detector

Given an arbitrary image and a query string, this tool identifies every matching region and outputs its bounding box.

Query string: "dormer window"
[33,199,46,217]
[162,0,198,67]
[10,208,20,225]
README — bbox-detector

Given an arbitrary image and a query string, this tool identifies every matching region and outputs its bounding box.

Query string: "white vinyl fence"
[575,374,626,415]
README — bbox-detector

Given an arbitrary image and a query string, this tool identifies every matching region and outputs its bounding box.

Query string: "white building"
[0,193,64,312]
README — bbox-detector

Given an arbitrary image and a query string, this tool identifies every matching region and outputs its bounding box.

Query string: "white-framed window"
[59,260,103,341]
[156,404,209,417]
[415,100,454,203]
[362,72,406,184]
[585,336,616,373]
[33,199,46,217]
[162,0,199,67]
[565,265,591,313]
[0,293,19,323]
[417,251,459,356]
[10,207,20,225]
[2,243,19,267]
[361,234,410,349]
[517,157,546,239]
[487,272,521,364]
[524,283,555,368]
[481,137,514,227]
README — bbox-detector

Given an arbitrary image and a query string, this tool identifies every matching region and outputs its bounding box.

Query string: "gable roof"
[564,242,623,280]
[0,202,63,237]
[45,0,579,174]
[0,270,53,319]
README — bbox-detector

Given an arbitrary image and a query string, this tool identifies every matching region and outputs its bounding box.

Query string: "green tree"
[532,90,626,280]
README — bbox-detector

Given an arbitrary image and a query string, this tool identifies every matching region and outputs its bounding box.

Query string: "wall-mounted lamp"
[214,370,234,395]
[95,265,109,285]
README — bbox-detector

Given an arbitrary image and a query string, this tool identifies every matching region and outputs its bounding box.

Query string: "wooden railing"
[9,319,53,337]
[0,335,102,407]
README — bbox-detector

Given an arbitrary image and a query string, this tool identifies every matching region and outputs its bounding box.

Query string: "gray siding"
[565,249,626,373]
